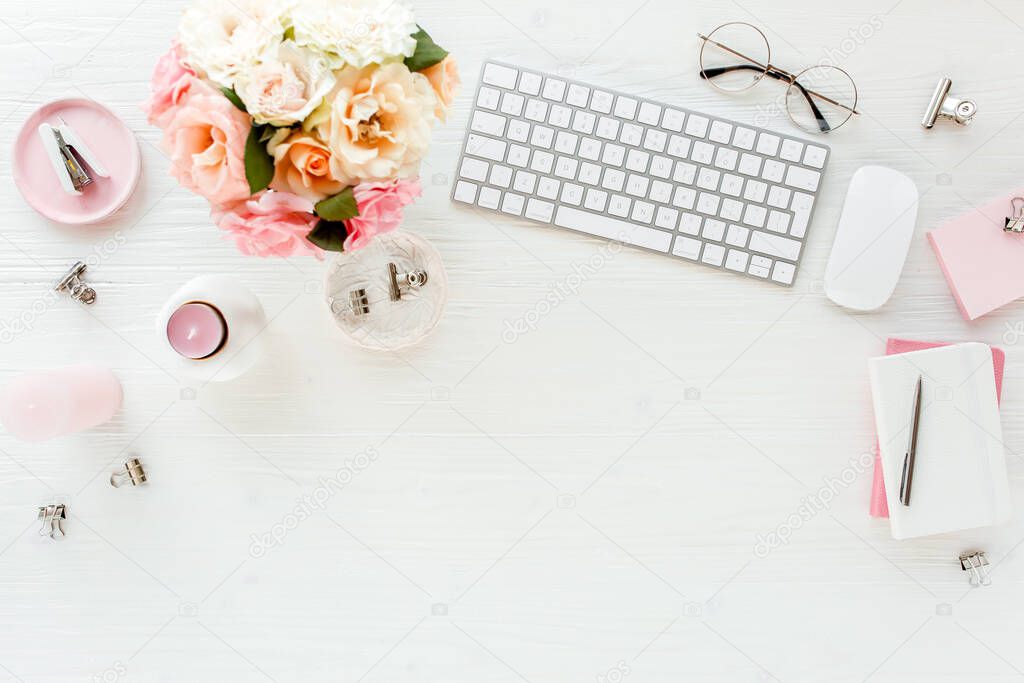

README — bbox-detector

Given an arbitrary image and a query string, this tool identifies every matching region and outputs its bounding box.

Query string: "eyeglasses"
[697,22,859,134]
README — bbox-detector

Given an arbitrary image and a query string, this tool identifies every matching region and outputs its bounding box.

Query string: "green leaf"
[258,125,279,144]
[306,219,349,253]
[244,125,275,194]
[314,187,359,222]
[404,26,448,72]
[220,87,247,112]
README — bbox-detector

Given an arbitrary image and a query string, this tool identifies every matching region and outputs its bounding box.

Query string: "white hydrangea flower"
[178,0,292,89]
[291,0,418,69]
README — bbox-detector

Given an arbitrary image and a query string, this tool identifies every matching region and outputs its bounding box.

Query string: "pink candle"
[166,302,227,359]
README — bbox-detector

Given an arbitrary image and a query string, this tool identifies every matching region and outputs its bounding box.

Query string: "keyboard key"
[662,109,686,132]
[513,170,537,194]
[720,198,743,221]
[459,157,489,182]
[673,162,697,185]
[591,90,614,113]
[602,144,626,167]
[696,192,720,215]
[761,159,785,183]
[638,102,662,126]
[620,123,644,146]
[518,72,542,96]
[679,213,702,235]
[720,174,743,197]
[643,129,667,153]
[478,186,501,210]
[725,249,750,272]
[672,236,702,260]
[477,86,501,110]
[625,174,650,198]
[554,131,579,154]
[525,99,548,122]
[649,180,672,203]
[507,120,530,143]
[578,162,602,185]
[702,219,725,241]
[733,127,756,150]
[767,210,791,234]
[701,243,725,266]
[489,165,513,188]
[526,198,555,223]
[742,205,767,228]
[554,206,672,252]
[483,63,518,89]
[454,180,477,203]
[614,96,638,119]
[566,84,591,107]
[542,78,567,101]
[743,180,767,204]
[709,120,733,144]
[507,144,531,168]
[631,200,655,224]
[500,92,525,116]
[672,187,696,210]
[691,141,715,164]
[554,156,579,179]
[602,168,625,192]
[501,192,525,215]
[572,111,597,135]
[538,177,560,199]
[790,192,814,238]
[584,188,608,211]
[471,110,506,136]
[714,148,738,171]
[784,165,821,192]
[549,105,572,128]
[749,231,802,261]
[685,114,709,138]
[766,185,791,209]
[625,149,650,173]
[667,135,691,159]
[803,145,828,169]
[530,150,554,174]
[772,261,796,285]
[596,116,620,140]
[579,137,602,160]
[738,153,762,177]
[748,254,772,278]
[561,183,584,205]
[696,168,721,191]
[756,132,780,156]
[466,134,507,161]
[608,194,632,217]
[780,139,804,162]
[531,126,555,148]
[650,156,673,179]
[725,223,749,247]
[654,206,679,229]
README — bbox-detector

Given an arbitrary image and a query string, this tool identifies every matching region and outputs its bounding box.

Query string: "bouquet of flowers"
[143,0,458,258]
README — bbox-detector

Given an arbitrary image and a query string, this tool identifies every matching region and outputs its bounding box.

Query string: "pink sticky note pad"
[928,188,1024,320]
[12,98,141,225]
[869,338,1005,518]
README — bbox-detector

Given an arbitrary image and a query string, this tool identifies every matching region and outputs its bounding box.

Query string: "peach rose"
[142,41,197,128]
[268,130,349,202]
[311,62,438,182]
[213,191,322,258]
[420,56,460,122]
[161,80,252,206]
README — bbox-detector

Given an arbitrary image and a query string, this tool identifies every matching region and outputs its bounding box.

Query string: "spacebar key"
[554,206,672,252]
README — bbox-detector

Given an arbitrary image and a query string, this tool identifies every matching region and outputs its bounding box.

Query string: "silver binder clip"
[110,458,147,488]
[37,116,109,195]
[1005,197,1024,233]
[54,260,97,305]
[348,288,371,317]
[37,503,68,540]
[959,551,991,587]
[387,263,429,302]
[922,77,977,128]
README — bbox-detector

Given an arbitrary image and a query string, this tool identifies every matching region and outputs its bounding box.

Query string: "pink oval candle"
[166,303,227,359]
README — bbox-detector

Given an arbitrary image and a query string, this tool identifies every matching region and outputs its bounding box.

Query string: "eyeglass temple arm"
[697,33,860,116]
[699,65,831,132]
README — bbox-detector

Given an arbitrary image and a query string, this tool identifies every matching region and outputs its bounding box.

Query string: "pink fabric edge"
[869,338,1005,518]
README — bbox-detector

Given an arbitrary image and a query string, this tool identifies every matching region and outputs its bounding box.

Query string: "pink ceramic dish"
[12,98,141,225]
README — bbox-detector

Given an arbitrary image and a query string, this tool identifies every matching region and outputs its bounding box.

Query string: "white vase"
[323,231,448,351]
[156,275,267,382]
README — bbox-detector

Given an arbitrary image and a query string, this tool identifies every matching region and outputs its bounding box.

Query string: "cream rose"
[235,41,336,127]
[178,0,290,89]
[291,0,418,68]
[312,62,438,182]
[268,130,350,201]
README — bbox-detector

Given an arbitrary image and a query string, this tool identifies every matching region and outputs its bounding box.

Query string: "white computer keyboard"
[452,61,831,287]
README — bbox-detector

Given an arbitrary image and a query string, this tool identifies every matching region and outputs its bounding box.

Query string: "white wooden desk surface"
[2,0,1024,681]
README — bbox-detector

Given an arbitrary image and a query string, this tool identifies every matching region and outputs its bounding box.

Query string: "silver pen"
[899,375,923,507]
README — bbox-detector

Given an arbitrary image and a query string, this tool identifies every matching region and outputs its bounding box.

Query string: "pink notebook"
[869,338,1005,518]
[928,188,1024,320]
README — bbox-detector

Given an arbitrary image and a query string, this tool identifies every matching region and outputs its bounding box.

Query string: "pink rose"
[161,81,252,206]
[214,191,323,258]
[344,179,422,251]
[142,41,197,128]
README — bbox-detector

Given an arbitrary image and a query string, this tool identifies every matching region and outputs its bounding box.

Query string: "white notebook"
[869,343,1012,539]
